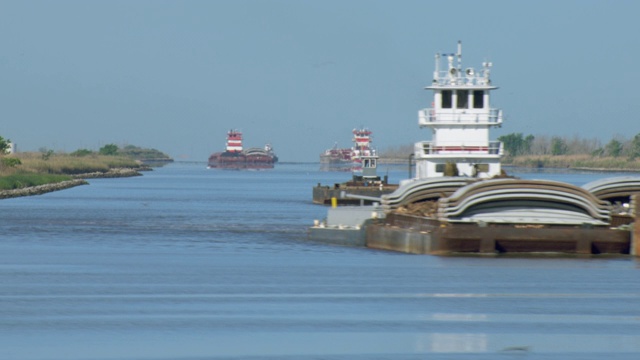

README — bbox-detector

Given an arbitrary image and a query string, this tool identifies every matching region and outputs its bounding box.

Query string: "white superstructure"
[414,41,503,179]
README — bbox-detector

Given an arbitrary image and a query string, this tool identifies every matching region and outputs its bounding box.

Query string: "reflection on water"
[424,333,488,353]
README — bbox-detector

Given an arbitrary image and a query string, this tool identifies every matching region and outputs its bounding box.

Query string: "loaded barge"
[309,41,640,256]
[319,128,377,171]
[208,130,277,170]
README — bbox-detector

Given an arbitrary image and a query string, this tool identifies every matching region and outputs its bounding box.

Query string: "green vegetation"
[99,144,120,156]
[0,142,169,192]
[0,152,142,191]
[8,152,143,175]
[497,133,534,156]
[497,132,640,159]
[71,144,172,162]
[506,154,640,170]
[70,149,93,157]
[0,136,11,155]
[497,132,640,170]
[1,157,21,167]
[0,173,72,189]
[118,145,173,162]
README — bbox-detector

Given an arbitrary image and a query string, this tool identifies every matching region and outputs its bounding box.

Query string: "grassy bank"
[0,173,73,189]
[0,152,146,191]
[378,154,640,172]
[504,154,640,171]
[10,152,144,174]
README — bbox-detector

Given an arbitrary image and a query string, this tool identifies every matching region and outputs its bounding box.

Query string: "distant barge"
[208,130,277,169]
[313,156,399,205]
[314,128,399,205]
[319,128,376,171]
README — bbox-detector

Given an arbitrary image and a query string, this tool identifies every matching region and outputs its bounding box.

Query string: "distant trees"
[379,144,414,159]
[0,136,11,155]
[630,134,640,159]
[99,144,119,156]
[605,139,623,158]
[0,136,19,168]
[497,132,640,159]
[75,144,172,161]
[550,137,568,156]
[0,139,170,165]
[70,149,94,157]
[497,133,534,156]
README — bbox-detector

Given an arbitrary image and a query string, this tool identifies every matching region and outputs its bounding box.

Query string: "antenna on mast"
[457,40,462,73]
[434,52,440,83]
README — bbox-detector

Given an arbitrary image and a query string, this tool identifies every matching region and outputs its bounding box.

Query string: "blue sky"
[1,0,639,162]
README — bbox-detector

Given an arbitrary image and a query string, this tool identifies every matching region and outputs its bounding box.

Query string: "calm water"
[1,162,639,360]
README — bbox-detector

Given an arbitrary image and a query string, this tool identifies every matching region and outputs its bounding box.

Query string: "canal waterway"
[1,162,639,359]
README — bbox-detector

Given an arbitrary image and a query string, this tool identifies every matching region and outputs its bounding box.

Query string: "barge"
[208,130,277,169]
[309,42,640,256]
[319,128,377,171]
[314,128,399,204]
[313,154,399,205]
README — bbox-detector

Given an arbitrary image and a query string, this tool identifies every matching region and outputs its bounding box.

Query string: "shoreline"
[70,167,145,179]
[0,179,89,199]
[502,164,640,173]
[0,167,145,200]
[380,158,640,173]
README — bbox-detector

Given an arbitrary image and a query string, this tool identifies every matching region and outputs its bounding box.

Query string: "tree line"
[0,136,171,162]
[378,133,640,161]
[497,133,640,159]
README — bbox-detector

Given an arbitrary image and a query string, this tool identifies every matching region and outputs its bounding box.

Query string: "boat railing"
[432,70,492,86]
[416,141,503,156]
[418,108,502,126]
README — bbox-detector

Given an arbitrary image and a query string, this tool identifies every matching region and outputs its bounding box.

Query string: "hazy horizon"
[2,0,639,162]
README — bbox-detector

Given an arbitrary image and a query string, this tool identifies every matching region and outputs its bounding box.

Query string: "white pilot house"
[414,41,503,179]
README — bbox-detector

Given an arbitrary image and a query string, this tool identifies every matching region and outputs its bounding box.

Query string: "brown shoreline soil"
[0,168,146,200]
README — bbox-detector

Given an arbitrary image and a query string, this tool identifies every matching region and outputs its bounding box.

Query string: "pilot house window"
[363,159,375,168]
[473,90,484,108]
[457,90,468,109]
[441,90,452,109]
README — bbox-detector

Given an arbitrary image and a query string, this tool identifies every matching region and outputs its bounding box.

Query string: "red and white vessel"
[319,142,353,169]
[208,130,277,169]
[351,128,376,165]
[320,127,377,170]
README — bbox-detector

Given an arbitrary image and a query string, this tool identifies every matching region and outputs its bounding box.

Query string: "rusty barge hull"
[313,184,398,205]
[365,213,631,255]
[309,177,640,256]
[313,174,399,205]
[208,152,276,169]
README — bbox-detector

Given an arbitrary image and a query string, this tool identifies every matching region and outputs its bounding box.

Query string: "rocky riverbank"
[0,179,89,199]
[70,167,145,179]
